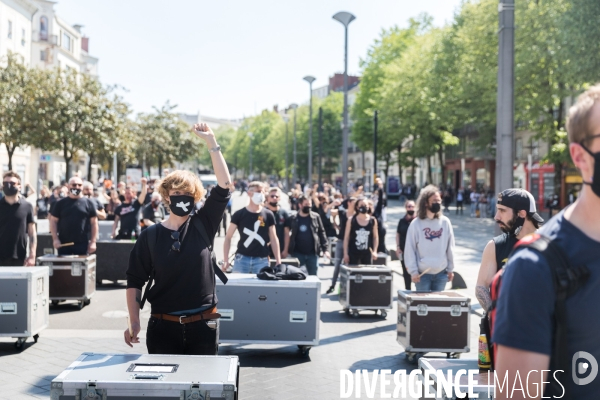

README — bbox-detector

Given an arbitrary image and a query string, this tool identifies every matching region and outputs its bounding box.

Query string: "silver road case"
[0,267,49,349]
[397,290,470,364]
[37,255,96,309]
[339,265,393,318]
[50,353,239,400]
[268,257,300,268]
[418,358,493,400]
[216,274,320,356]
[96,240,135,284]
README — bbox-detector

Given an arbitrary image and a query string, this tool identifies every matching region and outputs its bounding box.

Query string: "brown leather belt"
[151,306,221,324]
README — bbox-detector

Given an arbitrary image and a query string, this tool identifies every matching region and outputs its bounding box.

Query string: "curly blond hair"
[157,170,205,207]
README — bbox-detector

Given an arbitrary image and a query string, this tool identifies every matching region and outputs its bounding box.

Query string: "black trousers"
[456,200,464,214]
[400,260,412,290]
[0,258,25,267]
[146,316,219,355]
[349,252,372,265]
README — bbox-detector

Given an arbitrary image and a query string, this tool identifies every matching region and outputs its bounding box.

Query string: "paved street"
[0,193,495,400]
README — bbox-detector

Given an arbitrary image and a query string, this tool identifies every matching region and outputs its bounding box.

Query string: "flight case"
[50,353,239,400]
[269,257,300,268]
[339,265,393,318]
[216,274,320,356]
[37,255,96,309]
[36,233,56,257]
[397,290,471,364]
[95,240,135,284]
[0,267,49,349]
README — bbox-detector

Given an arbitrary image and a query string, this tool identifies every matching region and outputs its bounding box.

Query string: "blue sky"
[55,0,463,120]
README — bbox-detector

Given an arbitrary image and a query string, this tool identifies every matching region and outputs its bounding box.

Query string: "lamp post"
[333,11,356,196]
[290,104,298,186]
[247,131,253,179]
[303,76,316,186]
[283,113,290,191]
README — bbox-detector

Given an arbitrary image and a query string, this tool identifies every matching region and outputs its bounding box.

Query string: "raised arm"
[137,178,147,204]
[193,123,232,191]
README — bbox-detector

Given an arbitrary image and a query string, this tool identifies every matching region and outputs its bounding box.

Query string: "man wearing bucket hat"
[475,188,543,313]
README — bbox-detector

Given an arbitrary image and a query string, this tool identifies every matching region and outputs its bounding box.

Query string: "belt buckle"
[179,315,186,324]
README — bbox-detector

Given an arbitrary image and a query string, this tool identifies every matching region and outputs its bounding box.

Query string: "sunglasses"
[70,184,82,187]
[171,218,192,252]
[269,194,279,199]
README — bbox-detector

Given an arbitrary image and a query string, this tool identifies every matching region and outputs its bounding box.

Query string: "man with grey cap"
[475,188,543,312]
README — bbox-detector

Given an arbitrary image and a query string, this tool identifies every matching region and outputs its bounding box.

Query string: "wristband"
[208,145,221,153]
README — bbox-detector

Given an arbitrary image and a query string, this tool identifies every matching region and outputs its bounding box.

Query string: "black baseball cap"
[497,188,544,223]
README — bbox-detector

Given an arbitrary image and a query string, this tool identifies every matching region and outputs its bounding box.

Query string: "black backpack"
[139,216,228,309]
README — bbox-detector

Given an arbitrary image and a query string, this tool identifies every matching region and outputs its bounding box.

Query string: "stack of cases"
[339,265,393,318]
[37,255,96,309]
[50,353,239,400]
[269,257,300,268]
[95,240,136,284]
[397,290,470,363]
[0,267,49,349]
[216,274,320,356]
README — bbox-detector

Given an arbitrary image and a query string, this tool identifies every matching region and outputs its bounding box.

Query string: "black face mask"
[2,182,19,196]
[406,210,415,216]
[70,188,82,196]
[429,203,441,213]
[269,201,278,208]
[358,206,368,214]
[169,195,194,217]
[581,142,600,198]
[301,206,311,214]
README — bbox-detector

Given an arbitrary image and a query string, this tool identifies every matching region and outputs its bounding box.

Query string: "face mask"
[429,203,441,213]
[70,188,82,196]
[268,201,278,208]
[169,195,194,217]
[358,206,368,214]
[581,143,600,198]
[301,206,311,214]
[251,192,265,205]
[2,182,18,196]
[152,199,161,207]
[406,210,415,216]
[59,192,66,198]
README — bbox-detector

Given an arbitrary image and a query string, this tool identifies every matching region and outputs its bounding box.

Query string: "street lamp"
[283,113,290,191]
[333,11,356,196]
[289,103,298,186]
[303,75,316,186]
[247,131,253,179]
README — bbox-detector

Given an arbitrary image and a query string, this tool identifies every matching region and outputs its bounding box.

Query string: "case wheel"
[380,310,388,318]
[446,352,461,359]
[405,352,425,365]
[298,345,311,357]
[33,334,39,343]
[344,308,350,316]
[51,300,59,306]
[78,301,84,310]
[83,299,91,306]
[352,310,359,318]
[14,338,26,350]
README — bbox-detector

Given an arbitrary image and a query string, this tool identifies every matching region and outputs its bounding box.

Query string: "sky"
[54,0,463,120]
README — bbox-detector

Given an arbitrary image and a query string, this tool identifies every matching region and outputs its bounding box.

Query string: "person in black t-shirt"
[326,197,356,293]
[475,188,542,313]
[111,179,147,240]
[223,181,282,273]
[50,176,98,255]
[396,200,417,290]
[142,192,166,229]
[288,195,329,276]
[0,171,36,266]
[83,181,106,220]
[265,187,291,258]
[343,197,379,265]
[124,123,232,356]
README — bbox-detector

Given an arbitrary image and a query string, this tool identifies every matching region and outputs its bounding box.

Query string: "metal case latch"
[355,274,363,283]
[378,275,387,284]
[450,305,462,317]
[416,304,428,316]
[76,382,106,400]
[183,384,204,400]
[71,262,83,276]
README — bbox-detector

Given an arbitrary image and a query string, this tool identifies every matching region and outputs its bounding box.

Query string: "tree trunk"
[87,151,94,182]
[384,154,391,191]
[396,144,403,185]
[437,146,446,186]
[6,143,16,171]
[411,156,416,185]
[158,154,163,177]
[63,139,72,180]
[427,155,433,185]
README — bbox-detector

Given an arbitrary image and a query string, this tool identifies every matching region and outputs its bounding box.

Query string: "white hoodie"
[403,215,455,276]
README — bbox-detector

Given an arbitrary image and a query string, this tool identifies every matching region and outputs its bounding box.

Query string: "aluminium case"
[96,240,135,283]
[50,353,239,400]
[37,255,96,302]
[216,274,320,345]
[268,257,300,268]
[339,265,393,310]
[418,358,493,400]
[397,290,470,354]
[0,267,49,339]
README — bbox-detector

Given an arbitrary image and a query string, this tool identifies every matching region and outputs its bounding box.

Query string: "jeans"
[415,270,449,292]
[293,252,319,276]
[146,316,219,355]
[233,254,269,274]
[331,240,345,287]
[470,203,478,217]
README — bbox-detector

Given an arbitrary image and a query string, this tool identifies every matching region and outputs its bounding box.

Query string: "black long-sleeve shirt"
[126,185,230,314]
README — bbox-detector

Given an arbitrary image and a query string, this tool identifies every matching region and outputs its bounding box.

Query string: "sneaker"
[326,286,335,294]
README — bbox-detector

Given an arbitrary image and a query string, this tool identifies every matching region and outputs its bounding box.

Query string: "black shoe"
[326,286,335,294]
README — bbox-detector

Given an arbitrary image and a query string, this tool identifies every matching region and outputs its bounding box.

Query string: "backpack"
[139,216,228,310]
[486,233,590,398]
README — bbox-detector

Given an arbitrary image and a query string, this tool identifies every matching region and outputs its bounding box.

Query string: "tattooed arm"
[124,288,142,347]
[476,240,498,312]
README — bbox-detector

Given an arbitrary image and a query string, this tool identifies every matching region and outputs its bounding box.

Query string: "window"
[515,138,523,160]
[531,139,539,158]
[21,28,26,46]
[62,32,71,51]
[7,20,12,39]
[40,50,46,61]
[39,16,48,41]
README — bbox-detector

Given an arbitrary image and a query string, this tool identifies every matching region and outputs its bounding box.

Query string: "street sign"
[40,155,52,162]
